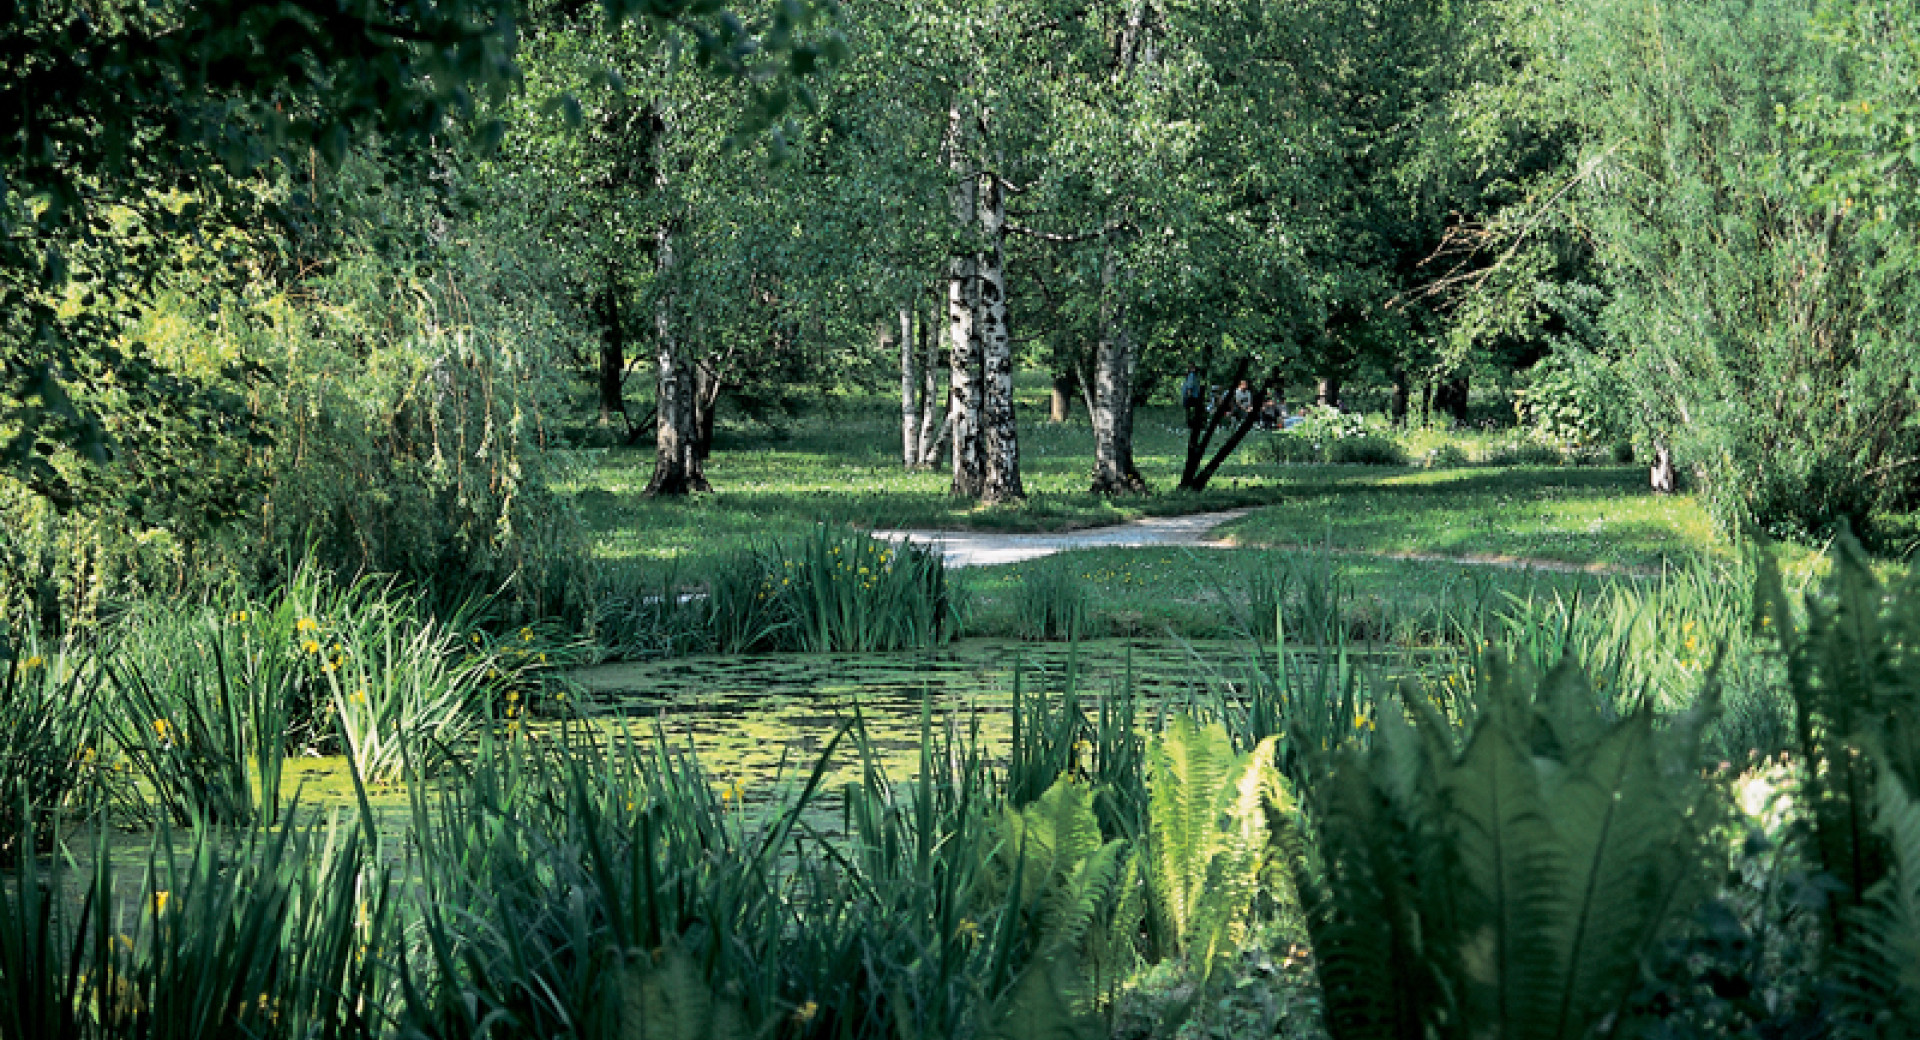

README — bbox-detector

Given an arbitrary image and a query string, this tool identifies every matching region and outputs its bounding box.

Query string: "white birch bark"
[898,306,918,467]
[918,298,940,467]
[976,166,1024,502]
[1091,251,1145,494]
[644,221,707,495]
[946,98,985,498]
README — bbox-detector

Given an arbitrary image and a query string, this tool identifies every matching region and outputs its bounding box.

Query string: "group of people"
[1180,365,1289,431]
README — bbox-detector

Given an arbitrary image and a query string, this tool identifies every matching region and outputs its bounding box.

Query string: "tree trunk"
[976,168,1024,503]
[1090,252,1146,495]
[946,101,985,499]
[597,273,626,427]
[974,177,1023,502]
[691,357,719,462]
[918,300,940,468]
[897,306,918,467]
[645,223,708,496]
[1435,374,1470,426]
[1390,368,1411,426]
[1050,372,1075,423]
[1650,442,1677,494]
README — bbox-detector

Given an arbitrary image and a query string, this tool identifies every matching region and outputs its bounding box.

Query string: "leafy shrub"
[1256,408,1406,466]
[1423,442,1470,469]
[1255,431,1324,465]
[1513,351,1627,452]
[1294,653,1723,1039]
[1481,436,1566,467]
[1325,433,1406,466]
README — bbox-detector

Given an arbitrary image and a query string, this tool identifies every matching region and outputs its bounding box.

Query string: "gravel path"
[871,509,1251,568]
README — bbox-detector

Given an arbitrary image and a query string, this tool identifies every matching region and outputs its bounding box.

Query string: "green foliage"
[1835,767,1920,1035]
[1144,718,1294,993]
[981,778,1135,1038]
[0,638,103,863]
[1296,653,1722,1040]
[1758,528,1920,945]
[1326,435,1407,467]
[0,814,393,1040]
[702,527,957,653]
[1481,437,1567,468]
[1014,557,1091,642]
[1537,0,1920,540]
[1423,442,1470,470]
[1513,354,1626,455]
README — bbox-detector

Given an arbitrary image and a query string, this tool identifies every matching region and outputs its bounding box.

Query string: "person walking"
[1181,364,1207,430]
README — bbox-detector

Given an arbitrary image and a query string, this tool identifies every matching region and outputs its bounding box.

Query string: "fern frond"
[1836,768,1920,1036]
[1444,709,1567,1037]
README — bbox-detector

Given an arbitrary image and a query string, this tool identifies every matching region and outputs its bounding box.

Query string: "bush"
[1255,431,1324,465]
[1424,442,1470,469]
[1256,407,1407,466]
[1482,437,1566,467]
[1326,433,1407,466]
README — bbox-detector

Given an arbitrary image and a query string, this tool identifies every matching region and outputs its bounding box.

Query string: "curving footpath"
[870,509,1250,568]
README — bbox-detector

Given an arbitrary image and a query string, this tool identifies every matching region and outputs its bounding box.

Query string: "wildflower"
[506,690,520,703]
[230,610,249,623]
[793,1001,819,1024]
[153,719,174,744]
[321,660,336,674]
[537,653,547,663]
[296,617,317,633]
[721,778,747,803]
[520,627,534,643]
[470,633,482,645]
[22,655,43,670]
[301,639,321,654]
[554,692,566,703]
[955,918,981,941]
[151,890,171,915]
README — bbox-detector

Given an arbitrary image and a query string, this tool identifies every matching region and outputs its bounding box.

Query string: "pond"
[563,636,1392,793]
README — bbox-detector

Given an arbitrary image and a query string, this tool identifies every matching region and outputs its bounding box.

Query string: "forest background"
[6,0,1920,630]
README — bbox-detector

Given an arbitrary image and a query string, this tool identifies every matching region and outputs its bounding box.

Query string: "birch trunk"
[1088,0,1152,496]
[1650,442,1677,494]
[899,305,919,467]
[946,100,985,499]
[918,299,940,467]
[976,168,1024,503]
[645,223,708,495]
[1090,252,1145,495]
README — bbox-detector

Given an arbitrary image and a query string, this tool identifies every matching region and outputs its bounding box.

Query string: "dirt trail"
[871,509,1250,568]
[875,509,1654,576]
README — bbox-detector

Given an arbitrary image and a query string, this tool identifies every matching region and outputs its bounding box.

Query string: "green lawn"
[1214,466,1722,573]
[567,388,1726,580]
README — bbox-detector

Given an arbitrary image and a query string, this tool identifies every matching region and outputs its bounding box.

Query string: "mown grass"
[569,392,1307,570]
[565,385,1727,586]
[1214,466,1722,572]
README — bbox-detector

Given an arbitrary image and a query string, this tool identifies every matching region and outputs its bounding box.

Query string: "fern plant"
[1295,653,1722,1040]
[980,777,1135,1038]
[1143,716,1293,991]
[1833,765,1920,1036]
[1756,529,1920,946]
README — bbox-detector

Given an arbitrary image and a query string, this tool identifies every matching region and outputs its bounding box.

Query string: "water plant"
[1013,555,1091,642]
[0,634,104,862]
